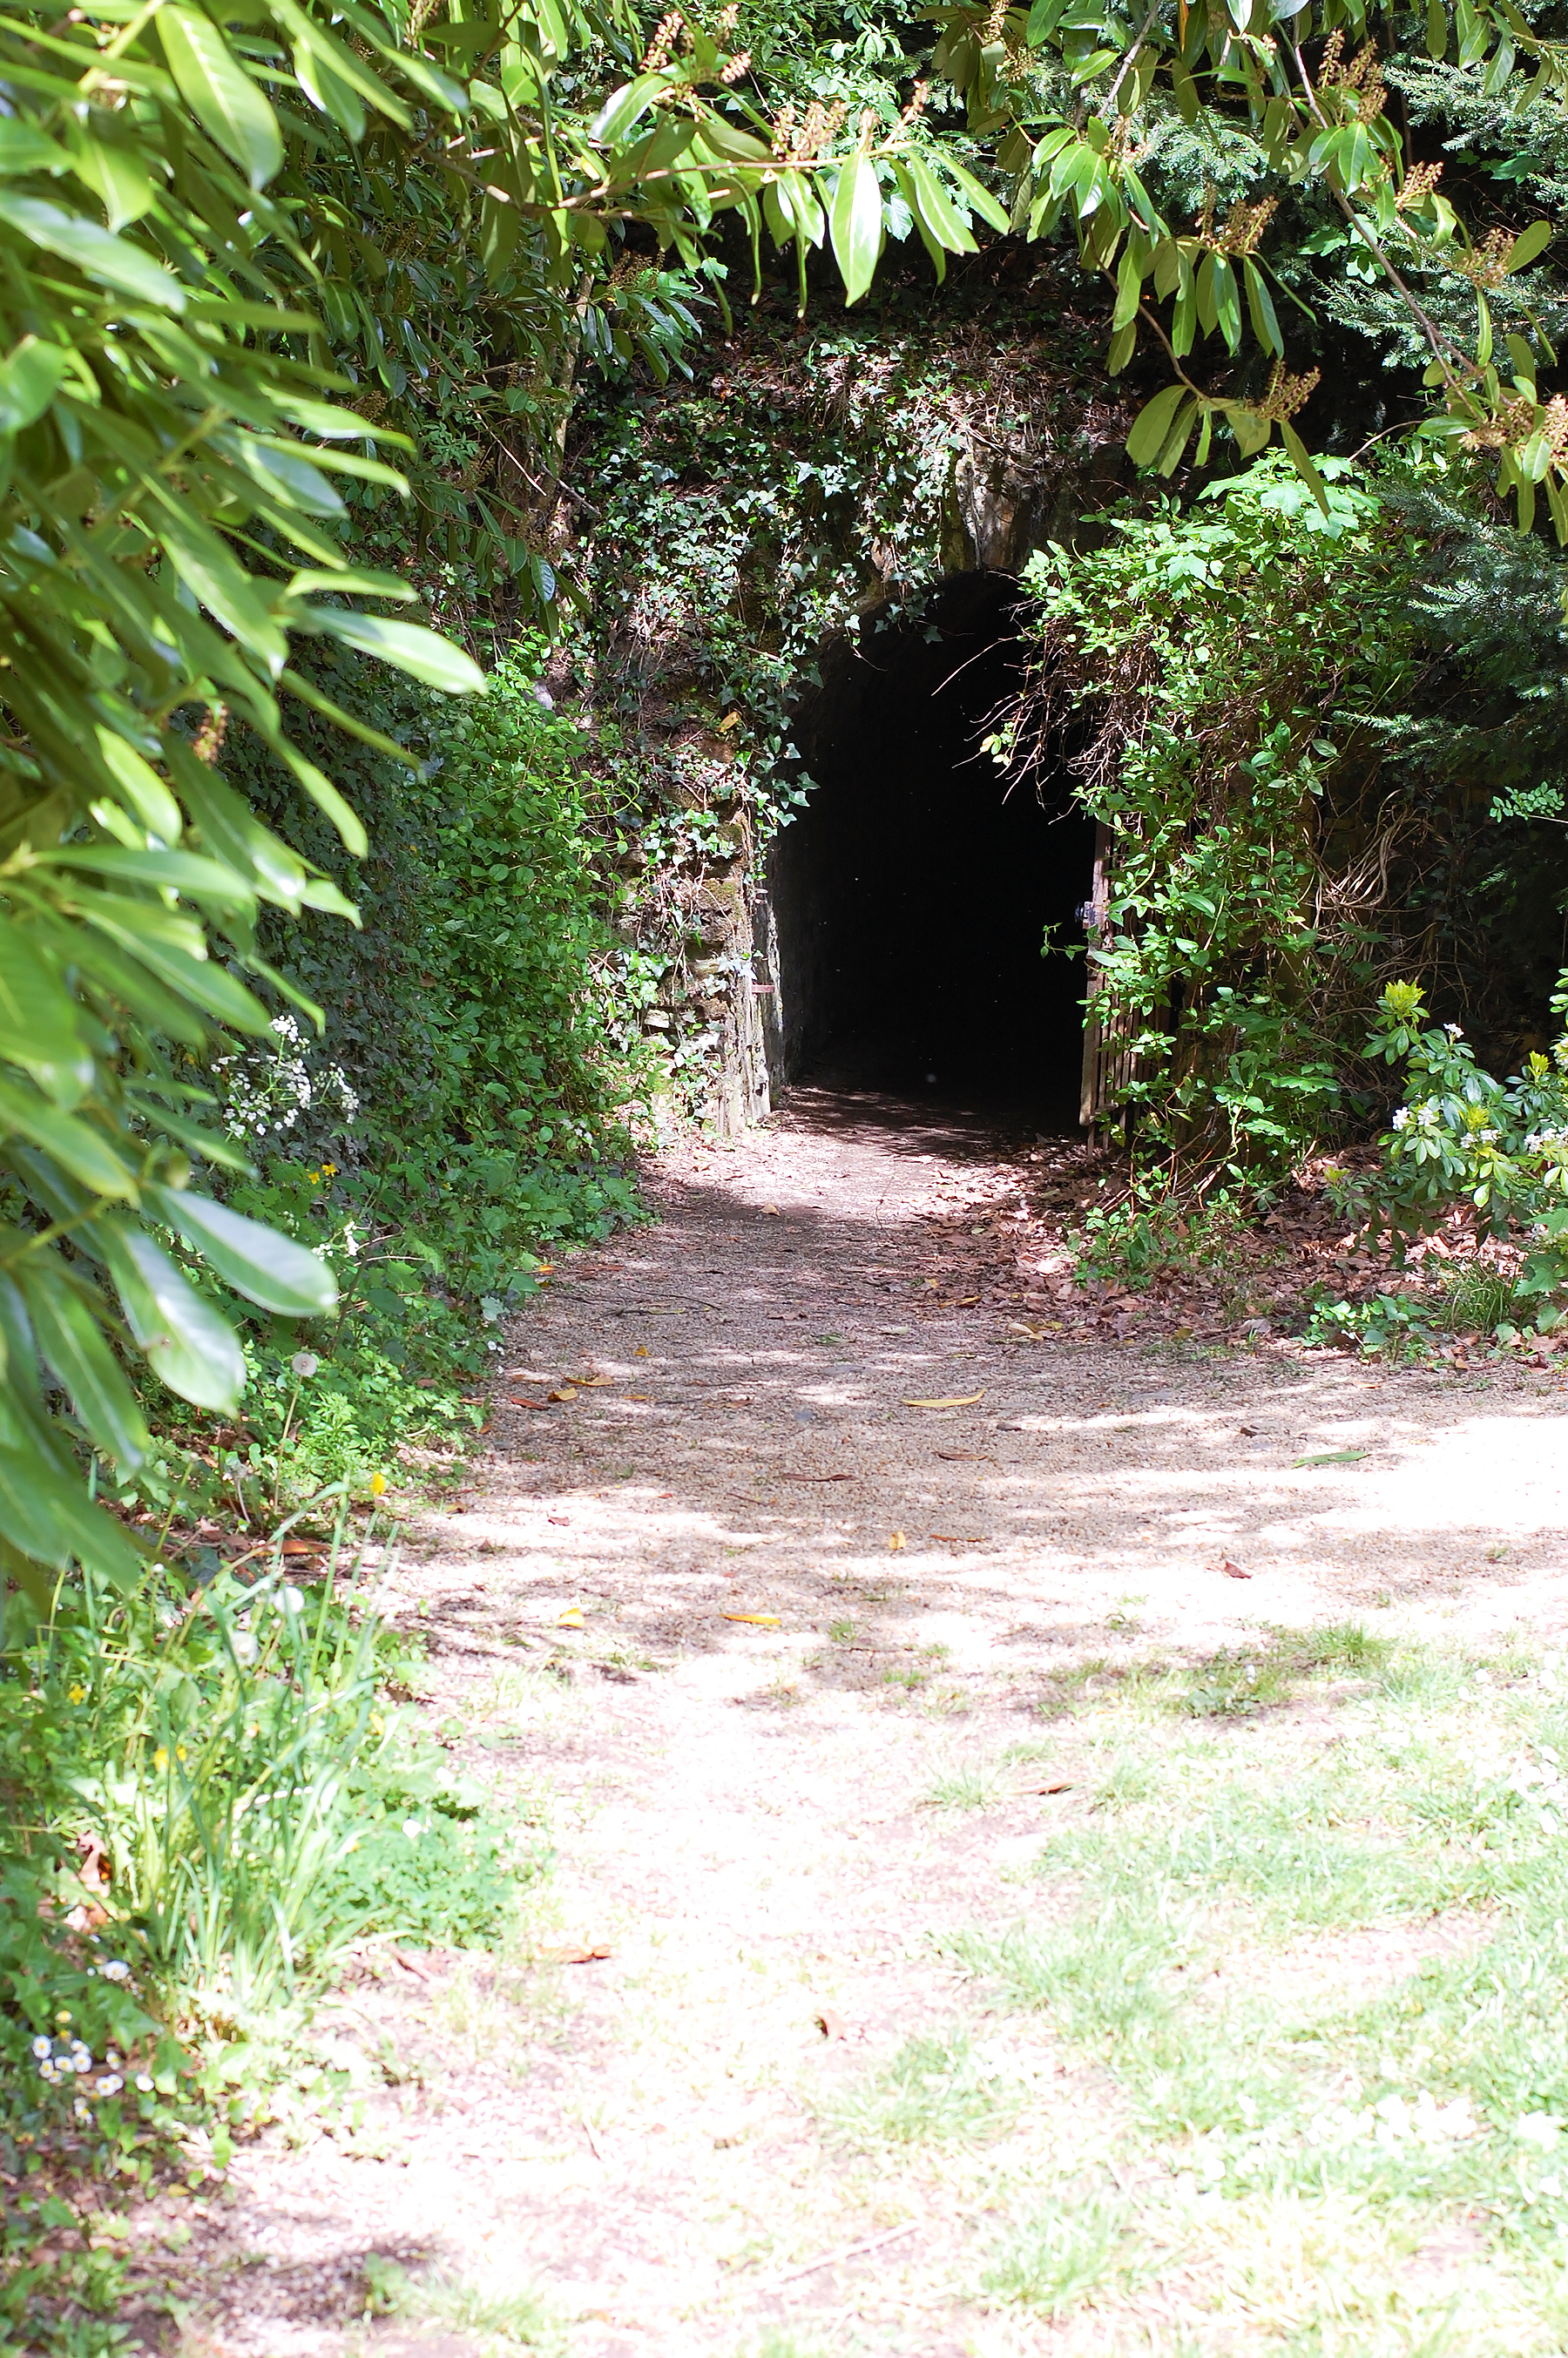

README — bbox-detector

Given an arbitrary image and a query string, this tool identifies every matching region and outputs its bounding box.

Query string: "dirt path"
[179,1091,1568,2358]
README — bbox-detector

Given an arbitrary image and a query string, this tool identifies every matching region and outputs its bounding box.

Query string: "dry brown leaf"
[573,1375,613,1388]
[547,1386,578,1403]
[903,1390,984,1409]
[557,1606,585,1627]
[1221,1559,1253,1580]
[509,1395,551,1412]
[1025,1780,1074,1795]
[889,1530,906,1551]
[723,1611,781,1626]
[815,2004,850,2042]
[931,1533,988,1544]
[545,1943,612,1964]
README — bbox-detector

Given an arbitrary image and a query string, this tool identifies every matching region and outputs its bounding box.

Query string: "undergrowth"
[0,1531,548,2353]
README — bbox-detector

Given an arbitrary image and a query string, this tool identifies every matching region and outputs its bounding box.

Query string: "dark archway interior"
[767,572,1095,1130]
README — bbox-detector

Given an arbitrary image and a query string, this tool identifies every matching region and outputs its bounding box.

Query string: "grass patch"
[977,2188,1145,2318]
[822,2029,1023,2149]
[922,1758,1006,1813]
[931,1626,1568,2347]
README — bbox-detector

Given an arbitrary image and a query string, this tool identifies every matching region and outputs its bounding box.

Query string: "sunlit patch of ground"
[161,1097,1568,2357]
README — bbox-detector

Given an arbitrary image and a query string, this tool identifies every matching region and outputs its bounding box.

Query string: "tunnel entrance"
[765,572,1095,1130]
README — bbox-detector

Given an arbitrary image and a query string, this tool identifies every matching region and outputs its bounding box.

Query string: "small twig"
[769,2219,917,2287]
[581,2111,605,2161]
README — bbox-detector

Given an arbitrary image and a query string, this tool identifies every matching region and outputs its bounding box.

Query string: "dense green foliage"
[997,452,1415,1179]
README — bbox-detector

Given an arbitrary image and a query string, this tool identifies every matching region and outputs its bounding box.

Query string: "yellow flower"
[321,1162,338,1177]
[369,1471,386,1497]
[153,1748,168,1772]
[369,1713,384,1737]
[67,1685,86,1706]
[175,1745,187,1763]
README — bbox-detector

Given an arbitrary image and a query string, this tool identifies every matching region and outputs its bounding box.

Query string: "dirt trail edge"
[179,1092,1568,2358]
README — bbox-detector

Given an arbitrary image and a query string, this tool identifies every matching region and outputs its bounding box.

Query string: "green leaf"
[145,1183,337,1316]
[903,152,978,257]
[1126,382,1189,469]
[829,152,883,308]
[0,1077,138,1199]
[0,335,67,434]
[0,193,186,312]
[159,5,284,191]
[14,1259,148,1472]
[1426,0,1450,55]
[293,37,366,140]
[1504,220,1552,274]
[941,154,1011,235]
[100,1221,245,1412]
[302,610,487,693]
[94,728,183,843]
[1243,259,1284,357]
[0,928,91,1107]
[37,846,256,907]
[1281,420,1331,517]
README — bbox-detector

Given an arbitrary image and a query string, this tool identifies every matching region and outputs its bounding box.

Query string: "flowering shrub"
[1357,977,1568,1311]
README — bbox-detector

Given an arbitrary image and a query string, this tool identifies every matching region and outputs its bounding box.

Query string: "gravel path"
[172,1090,1568,2358]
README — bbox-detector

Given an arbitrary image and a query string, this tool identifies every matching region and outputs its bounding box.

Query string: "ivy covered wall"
[555,253,1132,1129]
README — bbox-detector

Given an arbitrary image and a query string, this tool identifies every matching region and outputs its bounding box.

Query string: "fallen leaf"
[547,1513,569,1526]
[1238,1424,1260,1436]
[510,1395,551,1412]
[544,1943,612,1964]
[280,1538,319,1557]
[548,1386,578,1403]
[557,1606,585,1627]
[889,1530,906,1551]
[815,2004,849,2041]
[1023,1780,1074,1795]
[763,1205,781,1216]
[950,1295,980,1307]
[936,1449,997,1462]
[573,1375,614,1388]
[391,1945,436,1983]
[903,1390,985,1409]
[786,1471,853,1483]
[723,1611,781,1626]
[635,1346,650,1357]
[624,1393,652,1402]
[1294,1449,1369,1468]
[931,1533,988,1544]
[1221,1559,1253,1580]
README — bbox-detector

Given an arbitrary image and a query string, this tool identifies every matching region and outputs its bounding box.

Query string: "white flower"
[30,2036,51,2059]
[1391,1107,1413,1131]
[71,2048,92,2073]
[99,1961,130,1983]
[73,2098,91,2121]
[95,2074,123,2096]
[290,1351,320,1380]
[281,1585,305,1614]
[402,1818,422,1840]
[135,2074,154,2094]
[232,1632,258,1665]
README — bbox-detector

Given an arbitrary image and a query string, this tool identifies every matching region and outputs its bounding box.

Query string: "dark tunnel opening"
[766,572,1096,1131]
